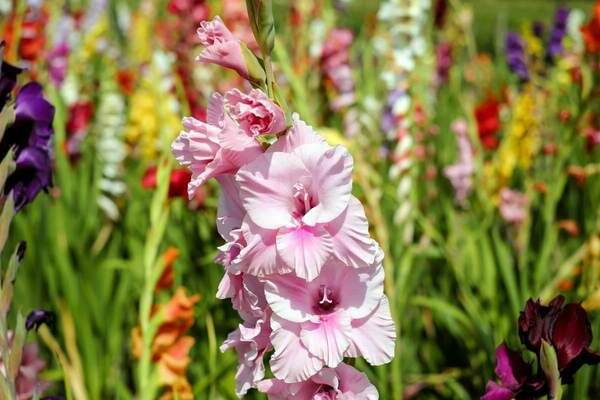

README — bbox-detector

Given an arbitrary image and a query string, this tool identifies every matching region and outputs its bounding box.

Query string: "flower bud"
[245,0,275,56]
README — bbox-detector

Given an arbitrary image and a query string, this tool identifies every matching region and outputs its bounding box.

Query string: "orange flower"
[558,220,580,237]
[2,7,48,63]
[156,247,180,291]
[581,2,600,53]
[131,288,199,399]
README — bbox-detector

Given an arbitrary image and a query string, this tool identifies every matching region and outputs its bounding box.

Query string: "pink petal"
[269,113,326,153]
[336,363,379,399]
[300,313,351,368]
[237,151,310,229]
[216,175,245,240]
[197,40,249,80]
[270,315,324,383]
[218,115,264,169]
[341,263,384,320]
[294,144,353,225]
[207,92,224,126]
[264,274,314,323]
[347,296,396,365]
[276,225,333,281]
[326,196,377,268]
[240,218,290,277]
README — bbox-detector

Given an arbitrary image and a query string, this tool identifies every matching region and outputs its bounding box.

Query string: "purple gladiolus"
[47,41,69,87]
[505,32,529,81]
[548,7,570,59]
[481,343,546,400]
[0,82,55,210]
[0,50,24,111]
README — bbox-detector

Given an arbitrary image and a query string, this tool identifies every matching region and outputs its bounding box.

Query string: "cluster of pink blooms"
[321,28,356,112]
[499,188,528,226]
[444,119,474,206]
[173,16,396,399]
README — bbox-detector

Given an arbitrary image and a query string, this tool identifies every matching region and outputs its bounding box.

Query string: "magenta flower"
[264,258,395,382]
[481,343,545,400]
[172,89,285,198]
[257,362,378,399]
[236,118,377,281]
[196,17,252,81]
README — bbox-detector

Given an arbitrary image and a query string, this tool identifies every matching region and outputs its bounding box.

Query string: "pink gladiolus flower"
[264,257,395,382]
[257,362,378,399]
[444,118,474,206]
[236,117,377,281]
[499,188,528,226]
[196,17,251,80]
[221,312,272,396]
[172,89,286,198]
[0,335,49,400]
[224,89,286,137]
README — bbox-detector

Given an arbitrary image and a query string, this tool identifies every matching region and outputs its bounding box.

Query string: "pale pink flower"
[0,337,49,400]
[264,257,395,382]
[221,312,272,396]
[196,17,250,80]
[172,89,286,197]
[235,117,377,281]
[444,118,474,206]
[257,362,378,399]
[499,188,528,226]
[224,89,286,136]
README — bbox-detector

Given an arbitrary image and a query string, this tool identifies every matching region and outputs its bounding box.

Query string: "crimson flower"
[475,96,501,150]
[141,166,192,199]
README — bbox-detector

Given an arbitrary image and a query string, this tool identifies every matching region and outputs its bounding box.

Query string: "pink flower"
[499,188,528,226]
[224,89,286,137]
[0,336,49,400]
[221,313,272,396]
[196,17,251,80]
[257,362,378,399]
[264,257,396,382]
[234,116,377,281]
[444,118,474,206]
[172,89,285,197]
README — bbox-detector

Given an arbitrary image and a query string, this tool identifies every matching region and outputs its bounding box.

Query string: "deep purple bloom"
[0,82,54,210]
[532,21,545,39]
[548,7,570,59]
[434,0,449,29]
[518,296,600,382]
[506,32,529,81]
[0,50,24,111]
[481,343,546,400]
[26,309,55,331]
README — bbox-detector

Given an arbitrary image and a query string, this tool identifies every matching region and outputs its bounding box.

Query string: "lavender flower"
[499,188,528,226]
[548,7,570,59]
[505,32,529,81]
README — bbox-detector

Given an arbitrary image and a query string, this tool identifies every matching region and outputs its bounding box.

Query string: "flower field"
[1,0,600,399]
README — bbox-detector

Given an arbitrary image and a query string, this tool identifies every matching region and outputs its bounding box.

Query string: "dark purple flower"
[518,296,600,382]
[0,47,24,111]
[481,343,546,400]
[532,21,545,39]
[505,32,529,81]
[434,0,448,29]
[0,82,54,210]
[548,7,570,59]
[25,309,55,331]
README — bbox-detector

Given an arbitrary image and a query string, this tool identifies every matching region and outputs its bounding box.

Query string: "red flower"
[67,102,93,136]
[3,7,48,63]
[142,166,192,199]
[581,2,600,53]
[475,95,501,150]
